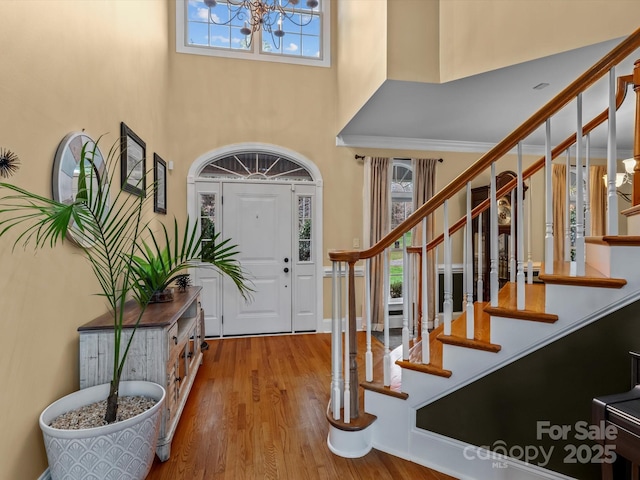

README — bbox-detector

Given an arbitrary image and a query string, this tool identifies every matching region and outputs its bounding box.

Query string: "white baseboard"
[321,317,364,333]
[407,428,575,480]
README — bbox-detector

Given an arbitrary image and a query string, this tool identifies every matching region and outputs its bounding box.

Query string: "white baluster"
[421,217,430,362]
[477,211,484,302]
[585,134,591,237]
[343,262,350,423]
[402,241,410,360]
[365,258,373,382]
[462,224,467,311]
[407,247,414,337]
[517,142,525,310]
[545,118,554,274]
[434,244,440,329]
[331,261,342,420]
[607,67,618,235]
[575,93,585,276]
[564,149,571,262]
[510,189,516,283]
[490,163,499,307]
[443,200,453,336]
[527,179,533,284]
[466,182,474,339]
[383,249,391,387]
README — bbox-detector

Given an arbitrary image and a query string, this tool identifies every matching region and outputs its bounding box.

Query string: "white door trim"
[187,142,324,334]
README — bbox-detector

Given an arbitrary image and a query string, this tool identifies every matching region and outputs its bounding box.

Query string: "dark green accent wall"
[416,299,640,479]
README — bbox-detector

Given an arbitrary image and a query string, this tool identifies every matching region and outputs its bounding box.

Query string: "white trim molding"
[336,134,628,159]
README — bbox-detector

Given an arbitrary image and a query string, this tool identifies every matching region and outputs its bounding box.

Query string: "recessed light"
[533,82,550,90]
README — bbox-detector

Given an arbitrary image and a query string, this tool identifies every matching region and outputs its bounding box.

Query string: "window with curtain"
[389,160,413,302]
[568,166,587,261]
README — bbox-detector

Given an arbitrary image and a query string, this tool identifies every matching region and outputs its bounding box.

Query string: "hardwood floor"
[147,333,456,480]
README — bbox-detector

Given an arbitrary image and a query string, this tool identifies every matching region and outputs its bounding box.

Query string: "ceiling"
[337,37,640,159]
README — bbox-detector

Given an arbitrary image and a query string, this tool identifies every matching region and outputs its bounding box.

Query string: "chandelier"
[203,0,319,49]
[603,158,636,201]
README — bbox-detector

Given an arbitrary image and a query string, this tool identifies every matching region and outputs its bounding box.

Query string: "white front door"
[222,182,292,335]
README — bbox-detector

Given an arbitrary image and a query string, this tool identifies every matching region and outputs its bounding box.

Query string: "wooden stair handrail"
[423,74,635,252]
[329,27,640,264]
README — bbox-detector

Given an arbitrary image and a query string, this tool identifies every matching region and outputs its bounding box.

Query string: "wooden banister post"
[347,257,359,419]
[633,59,640,206]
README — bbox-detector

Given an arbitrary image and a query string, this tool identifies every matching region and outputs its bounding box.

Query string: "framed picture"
[153,153,167,214]
[120,122,146,196]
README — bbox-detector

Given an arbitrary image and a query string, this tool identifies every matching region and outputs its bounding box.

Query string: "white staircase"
[327,28,640,480]
[364,238,640,479]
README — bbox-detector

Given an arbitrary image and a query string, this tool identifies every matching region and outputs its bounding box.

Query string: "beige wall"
[387,0,440,83]
[336,0,388,132]
[439,0,640,82]
[0,1,169,478]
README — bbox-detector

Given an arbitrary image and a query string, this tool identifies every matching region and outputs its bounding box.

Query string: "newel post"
[347,257,359,419]
[633,60,640,206]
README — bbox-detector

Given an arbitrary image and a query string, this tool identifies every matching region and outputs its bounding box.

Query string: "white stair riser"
[586,243,640,279]
[490,317,556,356]
[441,344,500,378]
[398,368,454,407]
[545,284,627,321]
[606,245,640,278]
[364,392,411,457]
[626,215,640,236]
[585,243,611,276]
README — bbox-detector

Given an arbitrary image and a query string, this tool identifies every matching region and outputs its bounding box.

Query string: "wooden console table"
[78,286,204,461]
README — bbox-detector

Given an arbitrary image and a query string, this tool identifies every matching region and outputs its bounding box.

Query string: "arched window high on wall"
[187,144,323,338]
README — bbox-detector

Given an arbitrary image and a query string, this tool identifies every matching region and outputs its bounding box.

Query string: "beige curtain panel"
[589,165,607,236]
[552,163,567,263]
[366,157,391,332]
[412,158,438,330]
[552,163,607,264]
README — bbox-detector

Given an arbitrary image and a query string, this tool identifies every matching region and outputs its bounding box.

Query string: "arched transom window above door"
[199,152,314,182]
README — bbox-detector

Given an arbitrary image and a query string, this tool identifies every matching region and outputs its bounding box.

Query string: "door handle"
[284,267,289,273]
[284,257,289,263]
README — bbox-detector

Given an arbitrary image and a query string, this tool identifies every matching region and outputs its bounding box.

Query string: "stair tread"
[394,302,499,379]
[435,302,501,352]
[396,358,452,377]
[437,334,502,353]
[361,381,409,399]
[396,323,445,373]
[540,261,609,278]
[483,282,559,323]
[538,261,626,288]
[586,235,640,246]
[326,403,377,432]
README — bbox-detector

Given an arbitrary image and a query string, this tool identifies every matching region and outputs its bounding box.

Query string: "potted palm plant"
[0,137,251,479]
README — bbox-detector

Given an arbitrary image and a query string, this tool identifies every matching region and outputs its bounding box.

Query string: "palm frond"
[0,135,252,423]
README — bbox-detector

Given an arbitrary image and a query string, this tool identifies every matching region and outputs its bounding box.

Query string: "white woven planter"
[39,381,165,480]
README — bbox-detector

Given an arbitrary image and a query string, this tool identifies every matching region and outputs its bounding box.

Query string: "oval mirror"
[52,132,109,247]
